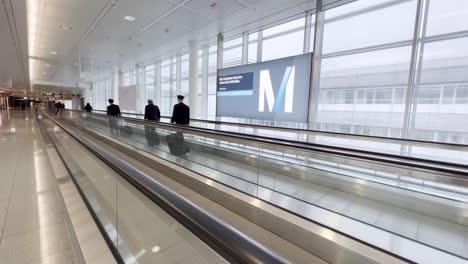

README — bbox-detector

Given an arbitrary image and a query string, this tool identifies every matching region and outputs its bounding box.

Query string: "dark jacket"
[171,102,190,125]
[55,102,62,114]
[107,104,121,116]
[83,104,93,112]
[144,104,160,121]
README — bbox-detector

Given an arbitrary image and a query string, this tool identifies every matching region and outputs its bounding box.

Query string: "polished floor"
[0,110,76,264]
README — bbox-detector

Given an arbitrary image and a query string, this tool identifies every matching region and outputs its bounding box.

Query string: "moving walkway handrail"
[90,109,468,148]
[68,109,468,176]
[43,111,290,264]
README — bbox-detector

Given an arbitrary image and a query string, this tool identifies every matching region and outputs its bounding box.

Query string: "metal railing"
[42,111,290,264]
[66,109,468,177]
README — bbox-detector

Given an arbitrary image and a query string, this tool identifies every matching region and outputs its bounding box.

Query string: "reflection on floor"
[0,110,76,264]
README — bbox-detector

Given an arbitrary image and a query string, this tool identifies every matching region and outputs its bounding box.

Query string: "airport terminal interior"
[1,0,468,263]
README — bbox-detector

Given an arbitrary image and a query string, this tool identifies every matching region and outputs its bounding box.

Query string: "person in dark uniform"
[83,103,93,112]
[106,99,121,116]
[55,101,62,115]
[170,95,190,125]
[107,99,121,135]
[144,99,160,121]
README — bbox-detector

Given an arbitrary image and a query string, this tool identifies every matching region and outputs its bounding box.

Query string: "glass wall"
[92,78,111,110]
[122,69,135,86]
[262,17,306,61]
[408,0,468,143]
[314,0,417,137]
[223,37,243,68]
[145,64,156,102]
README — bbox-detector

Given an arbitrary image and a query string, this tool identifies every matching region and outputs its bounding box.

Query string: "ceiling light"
[151,246,160,253]
[124,16,135,21]
[50,51,57,55]
[42,72,47,75]
[59,24,72,30]
[45,64,51,67]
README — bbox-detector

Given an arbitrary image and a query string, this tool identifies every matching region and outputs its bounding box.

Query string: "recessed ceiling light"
[124,16,135,21]
[50,51,57,55]
[42,72,47,75]
[45,64,51,67]
[151,246,160,253]
[59,25,72,30]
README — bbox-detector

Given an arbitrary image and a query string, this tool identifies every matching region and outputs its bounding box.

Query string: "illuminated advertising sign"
[216,53,312,122]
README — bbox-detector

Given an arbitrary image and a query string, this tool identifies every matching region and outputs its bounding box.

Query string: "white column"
[155,61,161,108]
[135,65,142,113]
[188,41,199,118]
[307,0,325,129]
[201,46,209,119]
[111,65,120,104]
[217,33,223,69]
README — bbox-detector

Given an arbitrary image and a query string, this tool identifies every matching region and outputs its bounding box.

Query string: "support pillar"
[188,41,199,119]
[307,0,324,129]
[111,65,120,104]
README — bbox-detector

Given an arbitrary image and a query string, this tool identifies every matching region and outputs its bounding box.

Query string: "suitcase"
[145,127,160,146]
[166,132,190,156]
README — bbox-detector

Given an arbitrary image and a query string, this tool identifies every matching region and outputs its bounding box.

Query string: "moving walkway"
[40,110,468,263]
[89,109,468,168]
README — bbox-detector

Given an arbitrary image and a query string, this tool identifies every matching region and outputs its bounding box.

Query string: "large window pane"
[247,32,258,64]
[409,36,468,143]
[145,65,156,102]
[223,37,243,68]
[316,46,413,137]
[262,18,305,61]
[314,0,417,137]
[123,70,135,86]
[426,0,468,36]
[323,0,416,54]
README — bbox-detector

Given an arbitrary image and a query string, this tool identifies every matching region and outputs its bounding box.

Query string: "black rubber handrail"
[44,111,291,264]
[89,109,468,148]
[67,110,468,176]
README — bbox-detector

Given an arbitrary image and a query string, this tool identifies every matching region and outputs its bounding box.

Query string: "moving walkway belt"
[42,111,290,264]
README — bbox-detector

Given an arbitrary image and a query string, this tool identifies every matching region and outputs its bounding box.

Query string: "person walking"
[83,103,93,112]
[170,95,190,125]
[144,99,161,121]
[55,101,62,115]
[106,99,121,116]
[107,99,121,135]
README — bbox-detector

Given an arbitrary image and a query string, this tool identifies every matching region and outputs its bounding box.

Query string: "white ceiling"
[2,0,319,93]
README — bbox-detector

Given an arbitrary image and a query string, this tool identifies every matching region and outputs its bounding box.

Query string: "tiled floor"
[0,110,76,264]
